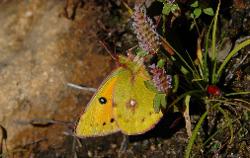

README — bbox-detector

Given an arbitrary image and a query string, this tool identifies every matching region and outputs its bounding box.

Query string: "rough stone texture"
[0,0,113,152]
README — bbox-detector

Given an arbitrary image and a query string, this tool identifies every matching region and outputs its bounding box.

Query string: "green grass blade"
[225,91,250,96]
[203,127,222,146]
[166,50,195,75]
[168,90,202,110]
[184,111,208,158]
[207,98,250,111]
[217,39,250,80]
[185,103,221,158]
[204,20,214,82]
[232,99,250,111]
[159,36,196,76]
[211,0,221,84]
[203,115,241,146]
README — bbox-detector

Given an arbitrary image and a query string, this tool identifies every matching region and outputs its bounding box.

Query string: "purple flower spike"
[132,3,160,55]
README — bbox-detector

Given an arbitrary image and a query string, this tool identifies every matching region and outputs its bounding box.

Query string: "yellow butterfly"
[75,56,163,137]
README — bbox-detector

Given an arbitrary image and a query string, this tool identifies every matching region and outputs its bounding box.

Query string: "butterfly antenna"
[159,35,175,56]
[67,83,97,92]
[98,40,118,62]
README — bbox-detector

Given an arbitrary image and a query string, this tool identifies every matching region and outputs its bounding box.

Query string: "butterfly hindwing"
[113,66,163,135]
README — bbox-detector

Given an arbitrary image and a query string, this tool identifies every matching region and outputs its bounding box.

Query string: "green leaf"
[172,75,179,93]
[211,1,221,84]
[170,4,180,13]
[157,59,165,68]
[162,3,172,15]
[244,111,249,121]
[154,93,167,112]
[193,8,202,18]
[154,94,162,113]
[160,94,167,109]
[180,66,189,75]
[189,21,196,30]
[203,8,214,16]
[190,1,199,8]
[190,13,194,19]
[144,80,158,93]
[170,55,176,61]
[217,39,250,81]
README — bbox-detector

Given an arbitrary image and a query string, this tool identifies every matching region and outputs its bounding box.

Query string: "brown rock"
[0,0,113,154]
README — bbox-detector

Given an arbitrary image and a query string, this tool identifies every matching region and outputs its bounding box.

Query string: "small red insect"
[207,85,222,97]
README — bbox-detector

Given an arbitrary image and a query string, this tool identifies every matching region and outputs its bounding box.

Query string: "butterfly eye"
[99,97,107,104]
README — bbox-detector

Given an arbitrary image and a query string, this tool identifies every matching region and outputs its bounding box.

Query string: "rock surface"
[0,0,113,153]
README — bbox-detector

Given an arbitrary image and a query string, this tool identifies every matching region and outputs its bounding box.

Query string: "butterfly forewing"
[75,69,123,137]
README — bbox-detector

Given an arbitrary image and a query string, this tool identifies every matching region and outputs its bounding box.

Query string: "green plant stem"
[217,107,234,144]
[166,51,193,73]
[203,127,222,146]
[206,99,245,106]
[184,103,221,158]
[203,115,241,146]
[168,90,202,110]
[159,38,195,75]
[225,91,250,96]
[184,111,208,158]
[170,50,204,90]
[233,98,250,106]
[207,99,250,111]
[217,39,250,80]
[185,50,204,82]
[211,0,221,84]
[193,18,200,36]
